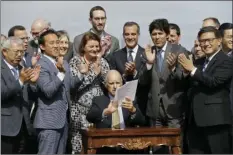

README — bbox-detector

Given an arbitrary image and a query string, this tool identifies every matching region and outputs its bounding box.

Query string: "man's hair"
[203,17,220,29]
[123,21,140,34]
[57,30,70,41]
[89,6,106,18]
[169,23,181,36]
[8,25,26,37]
[1,36,23,51]
[219,23,233,37]
[38,29,57,46]
[149,18,170,35]
[198,26,221,39]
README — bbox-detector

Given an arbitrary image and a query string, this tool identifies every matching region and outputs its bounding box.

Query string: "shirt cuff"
[130,113,137,120]
[190,67,197,76]
[18,79,24,88]
[133,70,138,78]
[101,110,107,121]
[57,72,65,81]
[146,63,153,70]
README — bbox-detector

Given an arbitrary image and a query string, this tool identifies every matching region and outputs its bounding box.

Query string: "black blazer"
[109,45,146,81]
[86,95,145,128]
[187,50,233,127]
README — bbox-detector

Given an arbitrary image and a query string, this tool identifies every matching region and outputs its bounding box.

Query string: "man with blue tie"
[1,37,41,154]
[178,26,232,153]
[138,18,189,128]
[33,29,82,154]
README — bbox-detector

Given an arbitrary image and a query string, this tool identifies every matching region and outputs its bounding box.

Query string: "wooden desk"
[82,127,181,154]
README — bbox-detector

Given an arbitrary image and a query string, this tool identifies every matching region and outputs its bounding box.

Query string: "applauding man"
[1,37,40,154]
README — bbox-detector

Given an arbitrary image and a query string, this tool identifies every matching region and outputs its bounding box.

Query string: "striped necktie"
[11,67,19,80]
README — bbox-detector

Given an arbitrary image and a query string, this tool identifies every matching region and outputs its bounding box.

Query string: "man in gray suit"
[1,37,40,154]
[73,6,120,62]
[33,29,81,154]
[138,19,188,128]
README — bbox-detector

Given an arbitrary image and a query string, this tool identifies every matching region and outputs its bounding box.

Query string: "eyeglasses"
[199,38,216,45]
[10,50,25,55]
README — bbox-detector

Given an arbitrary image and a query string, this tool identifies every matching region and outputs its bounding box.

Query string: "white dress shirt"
[126,44,139,62]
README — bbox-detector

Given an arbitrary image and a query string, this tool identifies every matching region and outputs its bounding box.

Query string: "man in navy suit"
[33,29,82,154]
[1,37,40,154]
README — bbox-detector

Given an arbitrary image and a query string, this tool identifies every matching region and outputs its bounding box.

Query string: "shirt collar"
[108,93,114,100]
[43,54,56,64]
[90,28,105,38]
[4,59,17,70]
[156,41,168,52]
[206,48,221,61]
[126,44,139,54]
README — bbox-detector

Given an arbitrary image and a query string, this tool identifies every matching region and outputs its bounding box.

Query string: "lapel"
[160,42,172,78]
[135,45,144,70]
[204,51,220,73]
[121,47,128,65]
[40,55,59,75]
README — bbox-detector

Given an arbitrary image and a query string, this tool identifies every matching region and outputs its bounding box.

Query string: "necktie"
[11,68,19,80]
[157,49,163,72]
[202,59,209,72]
[128,50,134,62]
[112,109,121,129]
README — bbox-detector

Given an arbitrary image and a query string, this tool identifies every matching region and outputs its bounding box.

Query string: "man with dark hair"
[178,26,232,153]
[109,22,149,123]
[33,29,81,154]
[219,22,233,57]
[140,18,188,128]
[202,17,220,29]
[73,6,119,62]
[8,25,39,67]
[168,23,181,45]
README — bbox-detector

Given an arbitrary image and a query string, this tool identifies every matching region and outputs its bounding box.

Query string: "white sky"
[1,1,232,50]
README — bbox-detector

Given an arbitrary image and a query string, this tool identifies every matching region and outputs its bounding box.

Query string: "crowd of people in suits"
[1,5,233,154]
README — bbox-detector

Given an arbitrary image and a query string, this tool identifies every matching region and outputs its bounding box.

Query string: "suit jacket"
[33,55,81,129]
[187,51,233,127]
[138,42,189,120]
[1,59,33,136]
[73,29,120,62]
[109,45,146,81]
[86,95,145,128]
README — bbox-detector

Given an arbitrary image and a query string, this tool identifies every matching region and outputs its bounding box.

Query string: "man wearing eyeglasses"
[73,6,120,62]
[178,26,232,153]
[8,25,39,68]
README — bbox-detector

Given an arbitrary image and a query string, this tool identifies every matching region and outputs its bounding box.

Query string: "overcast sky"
[1,1,232,50]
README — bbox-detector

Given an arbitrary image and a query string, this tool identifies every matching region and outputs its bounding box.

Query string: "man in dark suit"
[87,70,145,128]
[73,6,119,62]
[33,29,81,154]
[138,19,188,128]
[1,37,40,154]
[87,70,145,153]
[178,26,232,153]
[110,21,146,82]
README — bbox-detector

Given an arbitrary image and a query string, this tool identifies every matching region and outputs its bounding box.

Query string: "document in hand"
[114,80,138,102]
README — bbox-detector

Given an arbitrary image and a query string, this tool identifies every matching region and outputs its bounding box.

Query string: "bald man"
[87,70,145,128]
[86,70,145,153]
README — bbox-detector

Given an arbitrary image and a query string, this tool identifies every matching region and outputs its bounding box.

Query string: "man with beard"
[73,6,119,62]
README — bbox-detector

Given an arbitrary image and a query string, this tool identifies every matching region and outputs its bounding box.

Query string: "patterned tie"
[11,68,19,80]
[202,58,209,72]
[112,109,121,129]
[128,50,134,62]
[157,49,163,72]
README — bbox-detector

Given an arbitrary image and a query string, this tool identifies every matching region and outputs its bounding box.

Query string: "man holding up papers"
[87,70,145,129]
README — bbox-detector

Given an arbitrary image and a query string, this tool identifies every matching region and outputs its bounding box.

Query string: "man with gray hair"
[1,37,41,154]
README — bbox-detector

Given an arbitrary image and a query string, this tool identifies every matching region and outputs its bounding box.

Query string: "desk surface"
[83,127,181,137]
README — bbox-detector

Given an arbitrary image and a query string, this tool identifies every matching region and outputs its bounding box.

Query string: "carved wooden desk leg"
[171,146,181,154]
[87,148,96,154]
